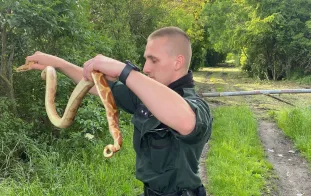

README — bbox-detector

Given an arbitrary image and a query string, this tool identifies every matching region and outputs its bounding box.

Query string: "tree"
[0,0,93,110]
[159,0,210,70]
[202,0,311,80]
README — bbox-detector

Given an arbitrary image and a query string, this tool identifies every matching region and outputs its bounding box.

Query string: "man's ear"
[174,55,185,71]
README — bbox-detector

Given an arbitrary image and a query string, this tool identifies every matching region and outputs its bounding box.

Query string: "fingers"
[26,51,42,64]
[83,57,94,66]
[25,57,36,66]
[24,51,49,71]
[83,54,122,81]
[83,58,95,81]
[24,56,39,70]
[25,51,62,71]
[83,55,105,80]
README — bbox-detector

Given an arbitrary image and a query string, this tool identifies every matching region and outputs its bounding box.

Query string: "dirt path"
[198,67,311,196]
[259,120,311,196]
[199,143,209,186]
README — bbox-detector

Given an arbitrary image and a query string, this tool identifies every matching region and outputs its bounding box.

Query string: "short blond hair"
[148,27,192,69]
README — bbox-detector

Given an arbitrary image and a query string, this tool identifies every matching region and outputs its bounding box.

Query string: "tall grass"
[0,116,143,196]
[206,106,272,196]
[276,107,311,161]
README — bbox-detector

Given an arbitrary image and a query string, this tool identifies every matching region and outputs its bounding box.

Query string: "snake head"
[15,61,36,72]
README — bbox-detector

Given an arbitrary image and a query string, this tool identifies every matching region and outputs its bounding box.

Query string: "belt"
[143,185,206,196]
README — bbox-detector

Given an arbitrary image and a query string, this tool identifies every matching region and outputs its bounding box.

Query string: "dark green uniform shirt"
[109,72,212,194]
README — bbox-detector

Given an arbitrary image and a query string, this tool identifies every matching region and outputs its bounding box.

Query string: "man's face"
[143,37,176,86]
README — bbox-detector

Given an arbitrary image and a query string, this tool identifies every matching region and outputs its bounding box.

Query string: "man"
[25,26,212,196]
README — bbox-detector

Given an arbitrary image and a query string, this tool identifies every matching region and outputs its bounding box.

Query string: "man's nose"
[143,62,150,74]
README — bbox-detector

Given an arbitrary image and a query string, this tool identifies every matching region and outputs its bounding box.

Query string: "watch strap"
[119,60,139,85]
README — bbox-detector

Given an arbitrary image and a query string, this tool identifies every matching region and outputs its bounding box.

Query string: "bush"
[0,97,39,179]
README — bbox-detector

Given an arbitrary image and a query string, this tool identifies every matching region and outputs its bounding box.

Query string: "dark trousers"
[140,185,206,196]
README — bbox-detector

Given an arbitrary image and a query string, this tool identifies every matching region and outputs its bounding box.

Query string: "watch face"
[133,66,140,71]
[126,60,140,71]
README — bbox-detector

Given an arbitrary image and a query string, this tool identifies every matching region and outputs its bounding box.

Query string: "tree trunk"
[1,23,7,77]
[0,23,17,114]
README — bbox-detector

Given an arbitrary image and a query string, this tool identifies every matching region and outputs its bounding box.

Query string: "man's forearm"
[126,71,195,135]
[57,60,99,95]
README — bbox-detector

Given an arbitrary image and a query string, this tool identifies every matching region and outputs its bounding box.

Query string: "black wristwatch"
[119,60,141,85]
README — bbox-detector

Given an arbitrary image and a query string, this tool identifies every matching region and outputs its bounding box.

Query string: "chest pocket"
[147,126,179,173]
[131,104,179,173]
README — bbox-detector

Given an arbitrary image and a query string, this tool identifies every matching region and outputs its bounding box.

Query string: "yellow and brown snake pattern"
[16,62,122,158]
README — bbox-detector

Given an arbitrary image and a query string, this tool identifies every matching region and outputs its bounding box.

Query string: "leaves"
[202,0,311,80]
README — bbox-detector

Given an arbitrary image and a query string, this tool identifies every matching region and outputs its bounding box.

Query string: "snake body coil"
[17,63,122,158]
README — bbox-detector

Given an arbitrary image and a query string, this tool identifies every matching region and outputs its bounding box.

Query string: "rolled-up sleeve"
[174,98,213,144]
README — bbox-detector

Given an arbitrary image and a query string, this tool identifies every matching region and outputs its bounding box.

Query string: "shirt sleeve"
[108,80,140,114]
[174,98,213,144]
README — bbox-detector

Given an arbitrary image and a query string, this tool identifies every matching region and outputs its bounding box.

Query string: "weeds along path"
[231,85,311,196]
[196,67,311,196]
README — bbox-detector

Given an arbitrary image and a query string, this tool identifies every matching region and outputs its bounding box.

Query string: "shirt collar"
[167,71,194,95]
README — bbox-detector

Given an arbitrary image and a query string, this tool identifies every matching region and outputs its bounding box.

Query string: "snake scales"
[16,62,122,158]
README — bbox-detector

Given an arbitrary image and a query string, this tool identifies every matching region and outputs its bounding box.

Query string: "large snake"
[16,61,122,158]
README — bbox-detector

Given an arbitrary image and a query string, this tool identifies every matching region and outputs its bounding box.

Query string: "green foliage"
[0,0,263,194]
[0,110,142,196]
[0,97,39,180]
[206,106,272,195]
[276,108,311,161]
[205,48,226,67]
[128,0,168,65]
[1,0,98,64]
[288,70,311,85]
[202,0,311,80]
[89,0,138,61]
[159,0,211,70]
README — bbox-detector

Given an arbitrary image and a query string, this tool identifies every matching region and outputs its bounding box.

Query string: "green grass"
[275,107,311,161]
[0,120,143,196]
[3,67,311,195]
[206,106,272,196]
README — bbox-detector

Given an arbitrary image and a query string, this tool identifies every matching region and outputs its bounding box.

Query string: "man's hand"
[24,51,63,71]
[83,54,125,81]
